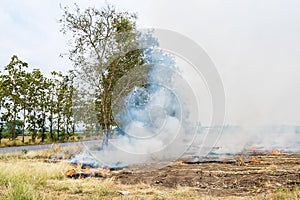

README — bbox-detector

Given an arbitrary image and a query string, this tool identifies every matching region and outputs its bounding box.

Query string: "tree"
[4,120,24,139]
[36,74,50,142]
[1,55,28,139]
[26,69,44,142]
[0,55,76,144]
[0,77,4,144]
[61,71,76,139]
[60,4,149,145]
[19,71,31,143]
[48,71,63,141]
[54,72,70,141]
[47,72,57,141]
[0,74,4,127]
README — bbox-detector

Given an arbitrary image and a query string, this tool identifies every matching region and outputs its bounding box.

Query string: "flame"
[237,156,245,165]
[66,169,76,177]
[271,150,280,155]
[84,166,91,174]
[251,156,260,163]
[177,160,184,165]
[66,163,111,178]
[250,147,257,151]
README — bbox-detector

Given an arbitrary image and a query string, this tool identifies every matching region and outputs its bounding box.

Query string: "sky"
[1,0,300,126]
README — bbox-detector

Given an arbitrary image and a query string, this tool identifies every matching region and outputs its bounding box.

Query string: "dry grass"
[0,149,299,199]
[0,159,69,199]
[0,134,97,148]
[0,136,50,147]
[0,145,82,161]
[25,145,82,159]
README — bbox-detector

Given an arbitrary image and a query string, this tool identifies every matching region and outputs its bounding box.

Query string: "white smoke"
[69,48,192,167]
[70,28,300,168]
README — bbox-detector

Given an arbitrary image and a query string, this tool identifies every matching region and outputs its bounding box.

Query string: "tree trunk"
[22,106,26,143]
[0,126,2,144]
[57,114,60,141]
[12,111,17,140]
[32,110,36,142]
[101,91,110,147]
[72,123,75,137]
[66,119,69,139]
[102,127,109,148]
[49,110,53,141]
[41,112,46,142]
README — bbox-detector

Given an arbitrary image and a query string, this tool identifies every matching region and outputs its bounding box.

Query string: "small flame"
[251,156,260,163]
[250,147,257,151]
[271,150,281,155]
[66,168,76,177]
[66,163,111,178]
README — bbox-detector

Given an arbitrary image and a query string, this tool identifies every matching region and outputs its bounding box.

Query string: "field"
[0,147,299,199]
[0,134,98,148]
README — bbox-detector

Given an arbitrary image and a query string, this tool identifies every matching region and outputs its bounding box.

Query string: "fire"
[271,150,281,155]
[66,163,111,178]
[66,168,76,177]
[250,147,257,151]
[251,156,260,163]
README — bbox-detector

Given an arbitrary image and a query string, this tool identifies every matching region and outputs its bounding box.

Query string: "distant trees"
[0,55,75,143]
[1,4,165,147]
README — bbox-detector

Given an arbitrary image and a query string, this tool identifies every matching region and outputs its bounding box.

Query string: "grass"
[0,159,68,199]
[0,133,95,148]
[0,145,82,161]
[0,136,60,147]
[0,149,299,199]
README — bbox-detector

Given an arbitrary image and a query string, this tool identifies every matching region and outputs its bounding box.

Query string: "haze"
[1,0,299,126]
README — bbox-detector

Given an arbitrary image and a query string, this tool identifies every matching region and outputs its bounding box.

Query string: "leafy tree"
[36,75,50,142]
[4,120,24,139]
[60,4,150,145]
[26,69,44,142]
[19,71,31,143]
[1,55,28,139]
[0,74,4,125]
[61,71,76,138]
[0,55,77,144]
[55,72,66,141]
[0,77,4,143]
[50,71,73,141]
[47,72,57,141]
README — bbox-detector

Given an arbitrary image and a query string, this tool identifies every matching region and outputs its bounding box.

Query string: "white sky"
[1,0,300,125]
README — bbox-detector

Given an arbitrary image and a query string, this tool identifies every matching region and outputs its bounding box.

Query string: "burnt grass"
[113,153,300,196]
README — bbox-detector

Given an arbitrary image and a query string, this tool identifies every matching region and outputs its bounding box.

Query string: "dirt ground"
[111,153,300,197]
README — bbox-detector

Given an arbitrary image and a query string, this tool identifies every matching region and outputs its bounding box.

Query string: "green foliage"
[60,3,156,142]
[4,120,23,139]
[0,55,28,139]
[21,149,28,154]
[0,55,76,143]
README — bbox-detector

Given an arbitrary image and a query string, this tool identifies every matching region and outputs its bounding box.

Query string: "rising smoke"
[70,39,207,167]
[70,29,300,168]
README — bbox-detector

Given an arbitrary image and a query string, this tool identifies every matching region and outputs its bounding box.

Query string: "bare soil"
[112,153,300,197]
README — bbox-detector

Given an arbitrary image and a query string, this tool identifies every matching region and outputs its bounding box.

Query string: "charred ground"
[1,147,299,199]
[110,153,300,197]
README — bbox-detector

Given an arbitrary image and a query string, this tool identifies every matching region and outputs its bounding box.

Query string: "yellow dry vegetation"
[0,148,299,200]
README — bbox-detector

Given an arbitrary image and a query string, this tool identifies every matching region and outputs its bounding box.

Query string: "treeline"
[0,55,75,143]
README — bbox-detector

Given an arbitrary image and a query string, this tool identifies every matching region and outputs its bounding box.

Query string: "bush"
[21,149,28,154]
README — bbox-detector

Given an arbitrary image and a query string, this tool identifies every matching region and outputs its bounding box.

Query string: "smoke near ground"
[71,48,200,168]
[70,29,300,168]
